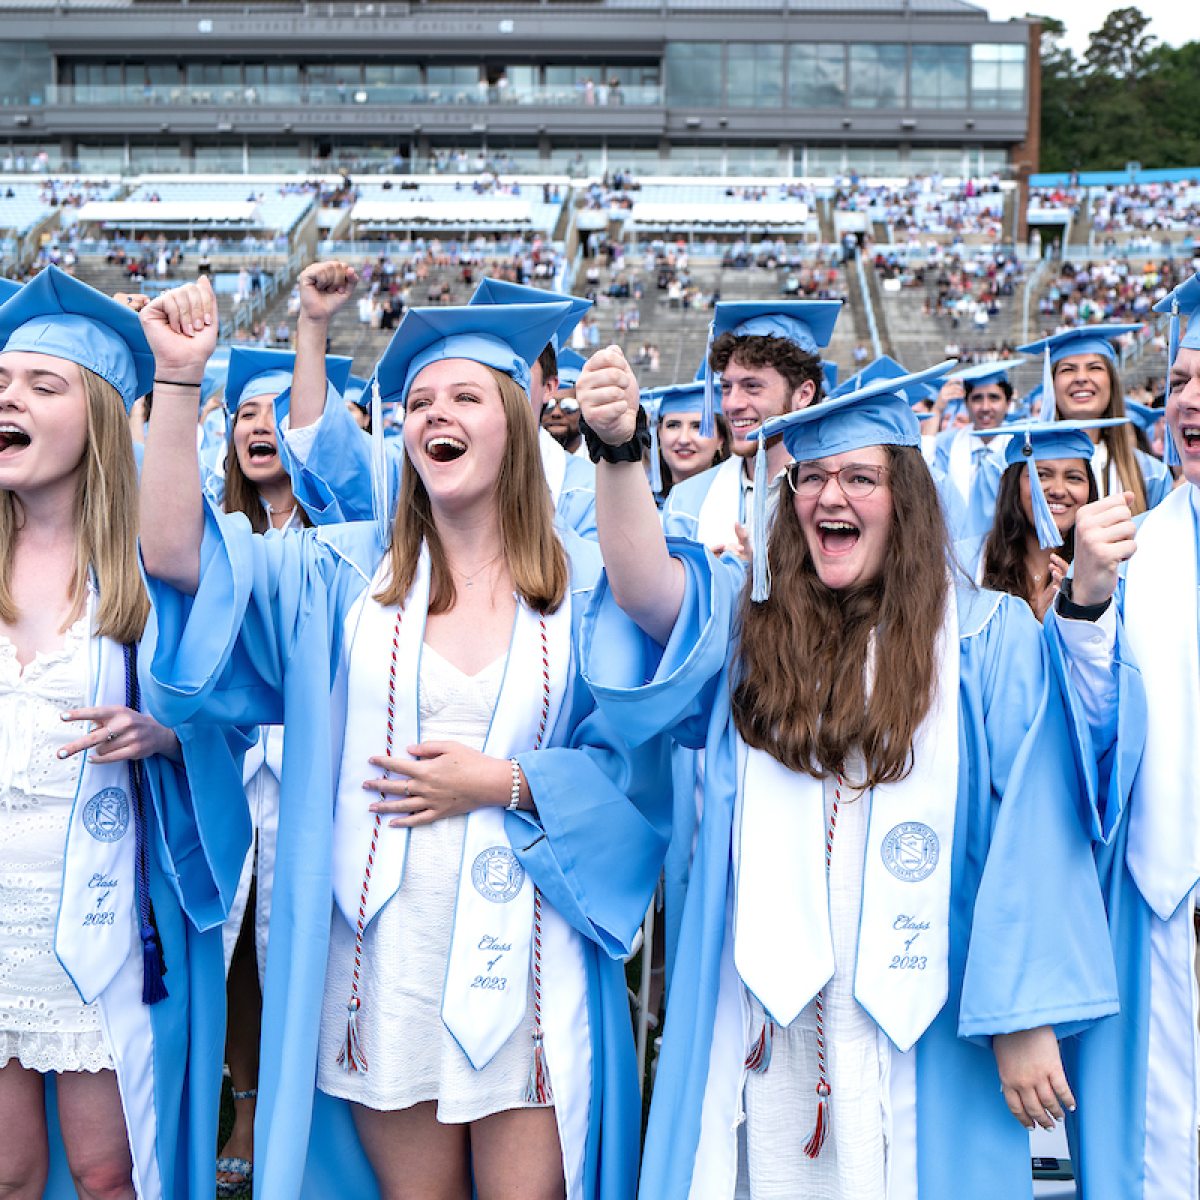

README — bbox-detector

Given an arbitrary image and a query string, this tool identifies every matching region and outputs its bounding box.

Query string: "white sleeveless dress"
[0,616,114,1073]
[317,644,543,1119]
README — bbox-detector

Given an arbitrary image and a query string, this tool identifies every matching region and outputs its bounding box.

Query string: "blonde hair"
[0,365,148,643]
[374,365,568,614]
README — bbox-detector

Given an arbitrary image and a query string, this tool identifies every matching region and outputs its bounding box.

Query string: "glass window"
[847,44,907,109]
[910,44,968,109]
[425,65,480,87]
[788,44,846,109]
[971,43,1026,110]
[363,64,421,85]
[665,43,722,107]
[726,44,782,108]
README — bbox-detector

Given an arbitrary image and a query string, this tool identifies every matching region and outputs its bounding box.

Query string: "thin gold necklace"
[448,551,503,588]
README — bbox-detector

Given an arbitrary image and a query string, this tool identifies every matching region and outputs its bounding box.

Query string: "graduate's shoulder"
[952,573,1034,644]
[661,461,725,523]
[310,520,382,584]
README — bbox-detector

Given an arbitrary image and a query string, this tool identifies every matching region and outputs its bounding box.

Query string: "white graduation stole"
[330,550,571,1070]
[734,589,960,1053]
[56,632,139,1005]
[539,427,568,507]
[1123,485,1200,920]
[947,427,975,509]
[695,455,744,551]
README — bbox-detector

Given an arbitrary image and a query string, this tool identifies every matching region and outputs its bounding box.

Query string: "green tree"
[1084,6,1156,79]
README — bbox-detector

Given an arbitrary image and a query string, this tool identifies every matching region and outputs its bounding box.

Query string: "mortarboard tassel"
[750,434,771,603]
[744,1019,774,1073]
[1038,346,1057,423]
[1024,435,1064,550]
[647,401,663,497]
[1165,300,1182,468]
[369,373,390,550]
[700,322,716,439]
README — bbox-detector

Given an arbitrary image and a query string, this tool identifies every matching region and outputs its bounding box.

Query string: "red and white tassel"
[337,996,368,1074]
[525,883,554,1104]
[744,1019,774,1073]
[803,1080,831,1159]
[526,1030,552,1104]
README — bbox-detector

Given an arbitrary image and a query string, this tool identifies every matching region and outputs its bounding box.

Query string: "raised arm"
[576,344,684,644]
[289,260,359,430]
[138,276,219,594]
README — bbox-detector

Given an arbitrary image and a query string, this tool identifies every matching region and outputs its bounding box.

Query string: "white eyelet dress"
[317,645,544,1120]
[0,616,114,1073]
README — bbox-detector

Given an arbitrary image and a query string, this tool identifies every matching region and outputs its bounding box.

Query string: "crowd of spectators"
[833,173,1007,238]
[1036,257,1194,328]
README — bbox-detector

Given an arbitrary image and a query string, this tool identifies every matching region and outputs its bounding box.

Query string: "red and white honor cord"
[525,617,553,1104]
[337,608,404,1074]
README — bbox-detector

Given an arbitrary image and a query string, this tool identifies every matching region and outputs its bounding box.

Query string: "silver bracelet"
[507,757,522,812]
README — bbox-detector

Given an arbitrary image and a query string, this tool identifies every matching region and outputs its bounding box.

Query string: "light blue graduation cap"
[0,278,21,304]
[1152,271,1200,467]
[822,360,839,392]
[201,344,230,406]
[951,357,1026,393]
[831,354,908,400]
[555,348,587,389]
[372,302,574,546]
[1017,325,1142,367]
[0,264,153,412]
[224,346,353,429]
[1126,399,1165,436]
[745,360,954,601]
[991,417,1130,549]
[468,278,591,356]
[344,374,370,411]
[702,300,843,440]
[643,381,717,495]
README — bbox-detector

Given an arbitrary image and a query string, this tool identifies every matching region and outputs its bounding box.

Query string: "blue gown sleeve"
[1043,578,1147,845]
[958,595,1119,1039]
[582,538,739,749]
[142,497,355,730]
[276,391,403,526]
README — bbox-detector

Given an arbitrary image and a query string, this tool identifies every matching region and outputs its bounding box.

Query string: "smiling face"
[659,411,723,482]
[965,382,1009,431]
[1054,354,1113,420]
[1168,345,1200,488]
[1018,457,1093,537]
[402,358,510,512]
[791,444,893,591]
[0,350,90,500]
[720,356,814,458]
[232,395,287,488]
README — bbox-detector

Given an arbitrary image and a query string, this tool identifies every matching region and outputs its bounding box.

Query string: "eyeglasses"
[784,462,889,499]
[542,397,580,414]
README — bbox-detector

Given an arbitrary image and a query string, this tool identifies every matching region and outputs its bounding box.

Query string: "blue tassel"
[1165,301,1182,468]
[1025,437,1063,550]
[1038,347,1056,423]
[140,920,169,1005]
[700,322,716,439]
[369,374,390,550]
[750,434,771,602]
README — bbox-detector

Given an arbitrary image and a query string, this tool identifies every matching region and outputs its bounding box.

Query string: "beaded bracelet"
[507,757,523,811]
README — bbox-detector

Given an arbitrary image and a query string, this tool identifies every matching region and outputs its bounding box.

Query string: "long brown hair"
[980,461,1097,605]
[0,366,148,643]
[732,445,950,789]
[374,365,568,615]
[222,434,312,535]
[1054,357,1148,512]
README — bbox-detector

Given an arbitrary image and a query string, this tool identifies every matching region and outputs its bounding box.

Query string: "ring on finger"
[106,731,117,743]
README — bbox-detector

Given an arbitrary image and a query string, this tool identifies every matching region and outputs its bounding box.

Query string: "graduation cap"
[554,348,588,389]
[988,417,1131,549]
[642,381,718,495]
[821,360,839,392]
[1125,399,1166,436]
[0,278,20,304]
[950,358,1026,394]
[201,344,231,406]
[468,278,591,355]
[1016,325,1142,367]
[831,354,908,400]
[701,300,843,439]
[225,346,354,431]
[344,374,371,411]
[0,264,153,412]
[745,360,955,601]
[1151,271,1200,467]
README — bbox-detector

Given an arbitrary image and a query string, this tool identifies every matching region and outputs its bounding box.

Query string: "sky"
[982,0,1193,56]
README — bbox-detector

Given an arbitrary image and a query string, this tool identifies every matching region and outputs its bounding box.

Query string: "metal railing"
[854,253,883,360]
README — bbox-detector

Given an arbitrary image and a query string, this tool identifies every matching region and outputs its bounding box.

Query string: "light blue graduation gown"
[44,683,251,1199]
[141,506,666,1200]
[277,393,599,538]
[582,540,1118,1200]
[1136,447,1173,509]
[1043,501,1194,1200]
[932,428,1005,541]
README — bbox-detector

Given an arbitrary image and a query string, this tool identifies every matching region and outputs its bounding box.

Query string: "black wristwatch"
[1054,578,1112,622]
[579,406,650,465]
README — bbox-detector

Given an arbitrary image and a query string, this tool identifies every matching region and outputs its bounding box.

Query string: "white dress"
[0,616,114,1073]
[738,766,888,1200]
[317,644,543,1119]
